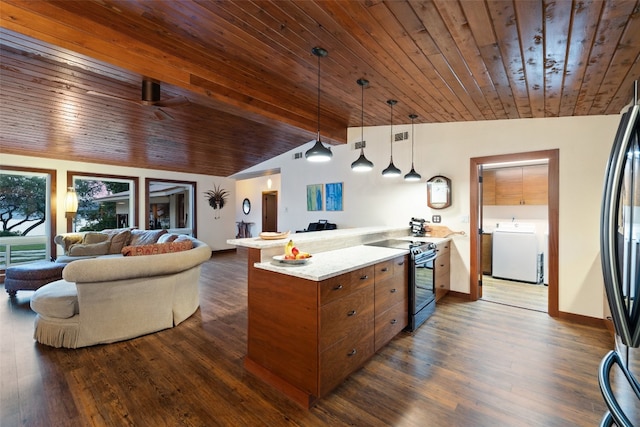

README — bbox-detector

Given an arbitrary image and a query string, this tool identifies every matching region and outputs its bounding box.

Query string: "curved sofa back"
[62,238,211,283]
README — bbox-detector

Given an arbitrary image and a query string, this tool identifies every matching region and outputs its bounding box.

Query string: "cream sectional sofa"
[30,231,211,348]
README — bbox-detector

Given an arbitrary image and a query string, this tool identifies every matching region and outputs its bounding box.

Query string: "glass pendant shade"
[351,78,373,172]
[404,113,422,181]
[305,47,333,162]
[382,99,401,177]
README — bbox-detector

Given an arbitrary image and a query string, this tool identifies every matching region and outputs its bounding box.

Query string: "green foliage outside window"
[74,180,130,231]
[0,174,46,236]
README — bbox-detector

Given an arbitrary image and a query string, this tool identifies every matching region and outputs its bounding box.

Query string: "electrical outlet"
[432,215,441,223]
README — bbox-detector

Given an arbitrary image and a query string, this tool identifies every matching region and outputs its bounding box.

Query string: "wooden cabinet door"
[495,167,523,205]
[522,164,548,205]
[492,165,548,205]
[483,170,496,205]
[481,233,492,275]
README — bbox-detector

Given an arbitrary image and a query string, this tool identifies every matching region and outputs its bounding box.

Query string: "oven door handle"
[414,252,437,265]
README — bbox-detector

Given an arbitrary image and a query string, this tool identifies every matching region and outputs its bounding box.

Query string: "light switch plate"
[432,215,441,223]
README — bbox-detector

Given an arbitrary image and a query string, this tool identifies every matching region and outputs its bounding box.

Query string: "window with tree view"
[72,176,136,232]
[0,171,51,267]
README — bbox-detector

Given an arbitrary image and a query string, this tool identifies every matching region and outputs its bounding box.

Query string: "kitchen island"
[227,227,448,408]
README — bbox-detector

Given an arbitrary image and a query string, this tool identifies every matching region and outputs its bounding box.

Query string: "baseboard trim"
[211,248,237,255]
[445,290,608,329]
[447,290,471,300]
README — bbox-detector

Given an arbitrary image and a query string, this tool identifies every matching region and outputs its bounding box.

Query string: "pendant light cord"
[411,116,415,166]
[360,80,365,151]
[317,52,321,141]
[389,101,394,160]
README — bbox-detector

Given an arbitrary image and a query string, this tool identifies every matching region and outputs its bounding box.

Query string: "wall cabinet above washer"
[483,164,548,206]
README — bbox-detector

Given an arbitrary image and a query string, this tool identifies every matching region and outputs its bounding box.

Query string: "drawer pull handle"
[397,261,405,266]
[390,319,398,325]
[381,267,389,272]
[347,349,357,357]
[360,275,369,280]
[333,284,344,291]
[390,288,397,293]
[347,310,357,316]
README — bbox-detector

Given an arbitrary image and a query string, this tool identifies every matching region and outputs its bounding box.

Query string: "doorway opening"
[481,161,548,312]
[470,149,559,317]
[262,191,278,232]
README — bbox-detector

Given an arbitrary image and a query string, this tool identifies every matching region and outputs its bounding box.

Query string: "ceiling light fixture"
[404,114,422,182]
[305,47,333,162]
[382,99,401,177]
[351,78,374,172]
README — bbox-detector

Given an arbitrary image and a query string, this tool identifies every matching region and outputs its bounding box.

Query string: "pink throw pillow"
[121,240,193,257]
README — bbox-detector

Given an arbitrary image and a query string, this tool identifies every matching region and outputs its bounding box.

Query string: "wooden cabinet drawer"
[374,258,395,282]
[374,275,407,313]
[392,255,408,274]
[435,256,450,273]
[320,287,374,350]
[319,329,374,396]
[374,301,408,350]
[434,243,450,302]
[435,267,450,289]
[319,266,374,306]
[436,241,450,257]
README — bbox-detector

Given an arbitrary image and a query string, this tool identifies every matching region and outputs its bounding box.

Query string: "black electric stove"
[365,239,437,331]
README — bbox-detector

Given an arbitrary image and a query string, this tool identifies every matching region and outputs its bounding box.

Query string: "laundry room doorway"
[470,149,559,317]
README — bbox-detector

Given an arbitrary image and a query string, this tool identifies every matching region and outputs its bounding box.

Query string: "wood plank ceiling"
[1,0,639,177]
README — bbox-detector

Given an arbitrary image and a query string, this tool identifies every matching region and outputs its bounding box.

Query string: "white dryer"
[492,223,541,283]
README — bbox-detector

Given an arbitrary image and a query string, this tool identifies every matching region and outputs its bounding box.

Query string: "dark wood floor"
[1,251,618,426]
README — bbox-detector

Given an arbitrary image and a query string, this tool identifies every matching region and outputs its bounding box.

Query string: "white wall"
[234,174,282,237]
[3,112,621,319]
[1,154,236,251]
[237,114,621,319]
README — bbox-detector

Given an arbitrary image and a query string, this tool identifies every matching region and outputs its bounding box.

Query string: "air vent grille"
[292,152,303,160]
[353,141,366,150]
[394,131,409,142]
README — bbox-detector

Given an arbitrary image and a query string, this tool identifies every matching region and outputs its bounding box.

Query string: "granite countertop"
[254,235,451,281]
[226,226,409,249]
[254,245,409,281]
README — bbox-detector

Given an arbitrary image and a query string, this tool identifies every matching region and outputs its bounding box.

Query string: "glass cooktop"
[364,239,416,250]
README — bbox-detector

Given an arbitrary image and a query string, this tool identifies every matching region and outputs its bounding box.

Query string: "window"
[68,172,138,232]
[146,179,196,236]
[0,167,55,267]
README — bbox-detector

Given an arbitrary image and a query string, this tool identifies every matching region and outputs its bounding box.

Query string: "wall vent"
[353,141,366,150]
[394,131,409,142]
[292,151,303,160]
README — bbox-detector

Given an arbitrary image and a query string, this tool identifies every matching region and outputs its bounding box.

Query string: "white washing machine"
[492,223,541,283]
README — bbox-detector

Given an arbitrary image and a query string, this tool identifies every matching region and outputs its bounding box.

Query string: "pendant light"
[351,78,374,172]
[382,99,401,177]
[305,47,333,162]
[404,114,422,181]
